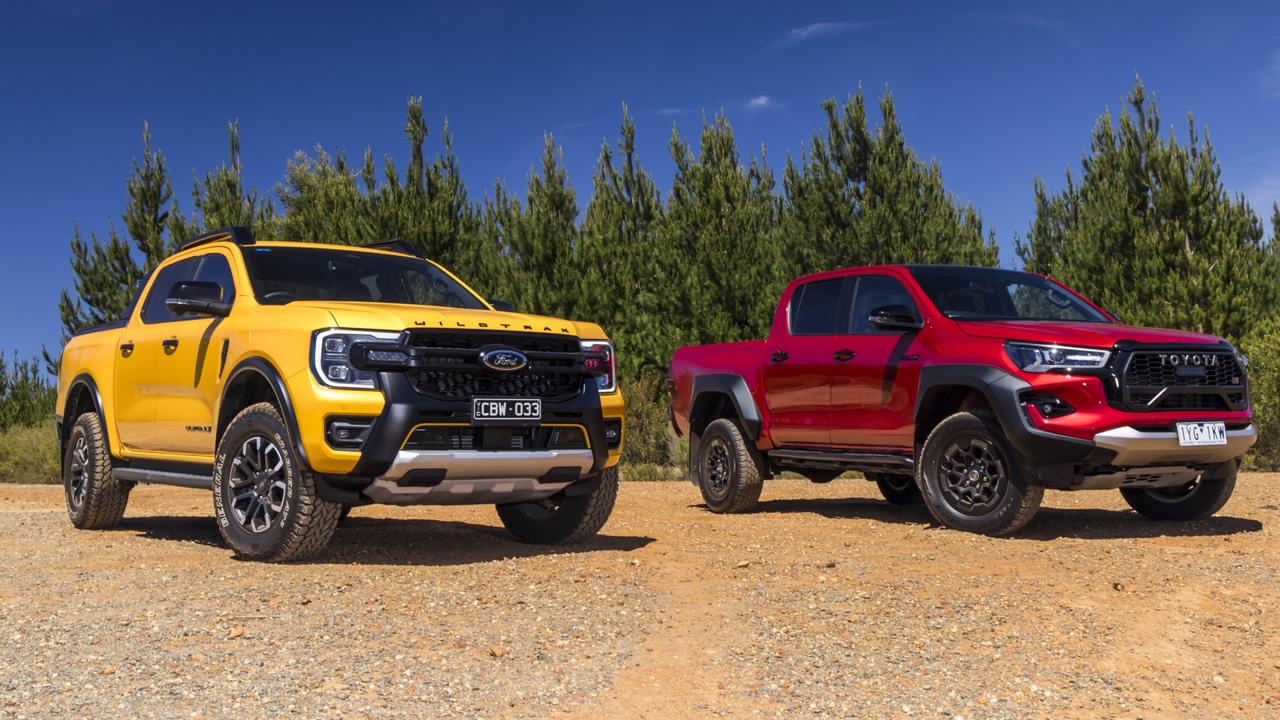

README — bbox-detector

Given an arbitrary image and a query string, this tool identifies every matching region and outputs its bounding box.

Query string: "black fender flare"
[914,364,1093,464]
[218,357,312,470]
[689,373,762,441]
[59,372,110,462]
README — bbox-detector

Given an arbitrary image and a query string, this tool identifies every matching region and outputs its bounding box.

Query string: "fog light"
[325,417,374,450]
[1023,393,1075,419]
[603,420,622,448]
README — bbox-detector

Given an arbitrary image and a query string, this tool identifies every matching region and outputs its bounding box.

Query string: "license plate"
[471,398,542,424]
[1175,421,1227,447]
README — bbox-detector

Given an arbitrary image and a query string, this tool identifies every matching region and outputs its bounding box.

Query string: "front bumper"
[313,371,622,505]
[1093,424,1257,466]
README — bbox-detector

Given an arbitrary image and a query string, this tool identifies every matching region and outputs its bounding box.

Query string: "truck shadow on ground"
[120,515,655,566]
[737,498,1263,540]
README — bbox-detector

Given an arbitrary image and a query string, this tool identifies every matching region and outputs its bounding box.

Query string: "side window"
[193,253,236,302]
[789,278,847,335]
[849,275,919,334]
[140,258,198,324]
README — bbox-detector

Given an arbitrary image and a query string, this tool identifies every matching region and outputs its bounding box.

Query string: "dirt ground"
[0,474,1277,719]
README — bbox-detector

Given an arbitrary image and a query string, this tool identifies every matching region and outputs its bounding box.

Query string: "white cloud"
[784,21,855,44]
[656,107,689,116]
[1262,50,1280,99]
[745,96,774,111]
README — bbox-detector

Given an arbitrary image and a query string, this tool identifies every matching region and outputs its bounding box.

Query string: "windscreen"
[908,266,1109,323]
[242,246,488,309]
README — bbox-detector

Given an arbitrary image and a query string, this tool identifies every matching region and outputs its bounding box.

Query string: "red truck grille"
[1118,348,1245,412]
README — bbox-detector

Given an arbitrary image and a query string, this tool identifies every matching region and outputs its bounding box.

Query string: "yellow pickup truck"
[55,228,625,561]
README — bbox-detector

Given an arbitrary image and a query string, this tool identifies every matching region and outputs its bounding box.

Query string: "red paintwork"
[668,265,1252,451]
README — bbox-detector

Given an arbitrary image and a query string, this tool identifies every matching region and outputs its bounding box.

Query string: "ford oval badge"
[479,348,529,373]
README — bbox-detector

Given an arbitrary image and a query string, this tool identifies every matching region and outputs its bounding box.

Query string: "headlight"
[581,340,616,393]
[1005,342,1110,373]
[312,329,401,389]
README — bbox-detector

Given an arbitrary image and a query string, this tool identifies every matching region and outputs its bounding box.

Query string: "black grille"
[1118,348,1245,412]
[405,331,585,402]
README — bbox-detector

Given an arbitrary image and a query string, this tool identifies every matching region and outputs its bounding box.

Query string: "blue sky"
[2,1,1279,362]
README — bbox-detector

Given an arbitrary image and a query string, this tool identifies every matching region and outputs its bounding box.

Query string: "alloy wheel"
[704,438,732,499]
[229,435,288,533]
[67,434,89,510]
[937,435,1008,515]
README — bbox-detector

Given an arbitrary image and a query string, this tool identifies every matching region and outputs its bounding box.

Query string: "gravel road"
[1,475,1277,718]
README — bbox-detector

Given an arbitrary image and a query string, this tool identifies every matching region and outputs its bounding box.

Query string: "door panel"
[151,253,237,455]
[762,277,850,446]
[112,330,161,450]
[763,337,838,446]
[829,274,923,449]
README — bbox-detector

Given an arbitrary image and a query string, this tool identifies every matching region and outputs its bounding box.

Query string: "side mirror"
[490,299,515,312]
[868,305,923,332]
[166,281,231,317]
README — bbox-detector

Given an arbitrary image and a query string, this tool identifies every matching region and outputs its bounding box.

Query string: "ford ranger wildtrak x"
[668,265,1254,535]
[56,228,624,561]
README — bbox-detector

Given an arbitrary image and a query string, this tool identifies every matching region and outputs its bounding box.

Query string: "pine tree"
[1018,79,1279,340]
[186,121,276,236]
[577,105,675,379]
[665,112,783,345]
[502,135,579,317]
[782,89,997,277]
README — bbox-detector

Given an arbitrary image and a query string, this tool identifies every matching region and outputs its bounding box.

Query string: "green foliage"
[0,421,60,484]
[782,89,998,277]
[577,106,679,379]
[666,112,784,345]
[618,373,680,467]
[1239,323,1280,470]
[0,354,56,432]
[1018,78,1279,341]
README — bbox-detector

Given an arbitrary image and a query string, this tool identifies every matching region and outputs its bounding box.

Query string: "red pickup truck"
[668,265,1255,535]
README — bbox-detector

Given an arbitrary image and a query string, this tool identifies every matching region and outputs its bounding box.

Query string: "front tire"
[497,466,619,544]
[1120,466,1236,521]
[917,412,1043,535]
[696,418,763,513]
[63,413,130,529]
[212,403,341,562]
[870,472,923,505]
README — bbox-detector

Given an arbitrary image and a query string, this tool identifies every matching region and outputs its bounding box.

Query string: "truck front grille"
[404,331,586,402]
[1118,348,1245,412]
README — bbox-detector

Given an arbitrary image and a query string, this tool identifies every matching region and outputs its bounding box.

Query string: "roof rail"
[363,239,424,258]
[180,226,256,251]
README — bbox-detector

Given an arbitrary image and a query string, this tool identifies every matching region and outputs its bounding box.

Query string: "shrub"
[0,422,60,484]
[618,372,679,468]
[622,463,684,483]
[1239,326,1280,470]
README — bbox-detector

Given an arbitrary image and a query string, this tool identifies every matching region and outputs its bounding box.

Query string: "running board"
[767,449,914,475]
[112,467,211,489]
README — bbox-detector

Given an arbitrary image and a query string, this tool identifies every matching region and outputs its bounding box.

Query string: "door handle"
[119,342,134,357]
[162,338,179,354]
[771,351,789,364]
[834,348,856,362]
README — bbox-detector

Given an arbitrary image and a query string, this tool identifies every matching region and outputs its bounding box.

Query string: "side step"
[767,448,914,476]
[112,467,211,489]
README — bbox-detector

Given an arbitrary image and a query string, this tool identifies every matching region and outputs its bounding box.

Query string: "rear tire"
[1120,466,1236,521]
[497,466,618,544]
[696,418,763,513]
[917,412,1042,535]
[870,472,923,505]
[63,413,130,529]
[212,402,341,562]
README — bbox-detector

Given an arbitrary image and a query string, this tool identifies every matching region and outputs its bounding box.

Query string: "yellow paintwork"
[57,239,624,474]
